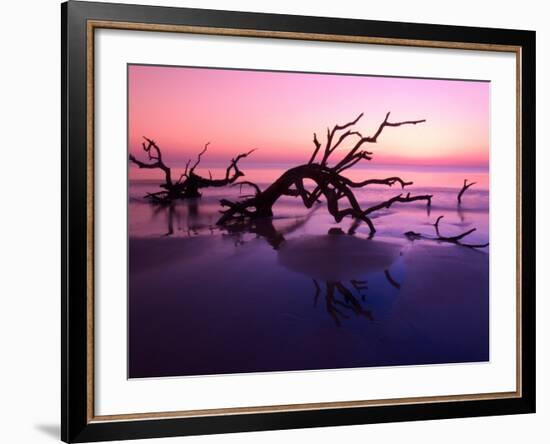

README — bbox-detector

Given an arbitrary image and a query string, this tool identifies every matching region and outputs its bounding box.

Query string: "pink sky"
[128,65,489,172]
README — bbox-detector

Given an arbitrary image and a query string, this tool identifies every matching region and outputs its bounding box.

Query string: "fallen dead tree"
[217,112,432,235]
[129,136,255,203]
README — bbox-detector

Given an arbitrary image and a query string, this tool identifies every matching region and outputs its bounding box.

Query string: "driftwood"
[404,215,489,249]
[217,112,432,235]
[457,179,476,204]
[129,136,255,202]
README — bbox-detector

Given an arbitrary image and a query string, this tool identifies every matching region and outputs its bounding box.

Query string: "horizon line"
[128,161,490,170]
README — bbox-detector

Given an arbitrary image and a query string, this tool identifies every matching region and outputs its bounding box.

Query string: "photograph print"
[127,64,490,379]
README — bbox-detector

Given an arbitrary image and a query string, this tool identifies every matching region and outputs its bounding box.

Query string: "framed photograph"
[62,1,535,442]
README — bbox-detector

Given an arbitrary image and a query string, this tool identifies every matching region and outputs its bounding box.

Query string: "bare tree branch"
[333,112,425,172]
[368,112,426,143]
[341,176,413,189]
[189,142,210,174]
[321,113,364,165]
[233,181,262,196]
[129,138,255,202]
[308,133,322,164]
[216,112,430,236]
[363,192,432,215]
[457,179,476,204]
[129,137,173,187]
[405,215,489,249]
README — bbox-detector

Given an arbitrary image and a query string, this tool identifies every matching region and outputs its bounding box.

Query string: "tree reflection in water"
[150,198,213,237]
[312,279,373,326]
[152,202,404,326]
[222,210,404,326]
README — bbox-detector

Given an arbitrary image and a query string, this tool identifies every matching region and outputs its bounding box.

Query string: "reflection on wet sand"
[224,220,405,326]
[128,179,489,378]
[312,279,373,327]
[149,199,210,237]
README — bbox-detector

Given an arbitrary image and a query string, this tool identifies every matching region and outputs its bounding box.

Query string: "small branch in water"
[363,192,432,215]
[404,215,489,249]
[457,179,476,204]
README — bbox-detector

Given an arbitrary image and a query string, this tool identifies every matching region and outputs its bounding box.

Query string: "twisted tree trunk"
[217,112,432,235]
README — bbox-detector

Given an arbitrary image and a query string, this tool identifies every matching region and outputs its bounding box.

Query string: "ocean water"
[128,165,489,378]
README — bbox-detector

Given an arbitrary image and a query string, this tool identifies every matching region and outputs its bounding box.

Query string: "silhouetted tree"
[129,137,255,203]
[217,112,432,235]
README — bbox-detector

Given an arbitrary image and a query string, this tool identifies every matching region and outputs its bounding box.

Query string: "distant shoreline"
[129,162,489,172]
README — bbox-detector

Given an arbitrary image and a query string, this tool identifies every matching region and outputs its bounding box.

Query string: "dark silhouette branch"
[308,133,323,164]
[333,112,425,172]
[404,215,489,249]
[216,112,429,235]
[129,137,173,188]
[233,180,262,196]
[457,179,476,204]
[370,112,426,143]
[342,177,413,189]
[363,192,432,215]
[129,137,255,202]
[320,113,364,165]
[188,142,210,174]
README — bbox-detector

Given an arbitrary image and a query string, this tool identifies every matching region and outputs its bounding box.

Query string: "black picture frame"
[62,1,536,442]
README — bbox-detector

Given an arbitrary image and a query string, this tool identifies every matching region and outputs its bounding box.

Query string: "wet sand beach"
[128,167,489,378]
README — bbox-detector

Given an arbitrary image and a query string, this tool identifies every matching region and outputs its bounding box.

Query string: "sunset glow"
[128,64,489,175]
[128,64,490,378]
